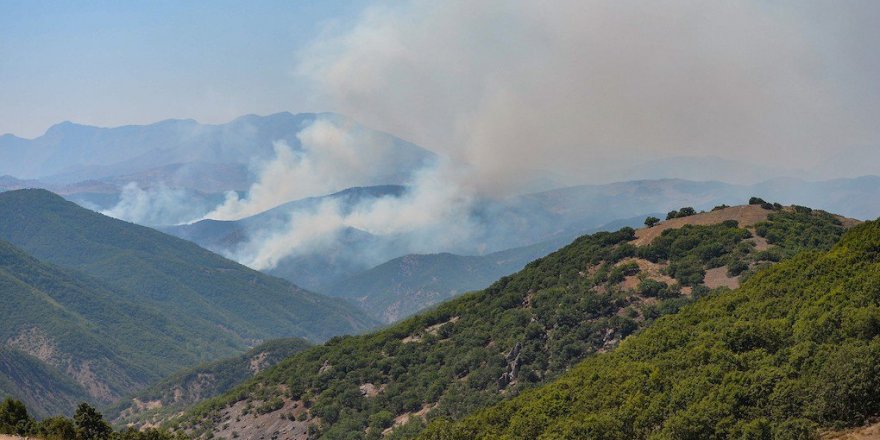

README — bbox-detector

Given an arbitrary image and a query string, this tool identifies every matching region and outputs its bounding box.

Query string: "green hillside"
[0,347,91,418]
[421,218,880,439]
[110,338,311,427]
[171,204,849,439]
[0,189,377,345]
[0,238,229,415]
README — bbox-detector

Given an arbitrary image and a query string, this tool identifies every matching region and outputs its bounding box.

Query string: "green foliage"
[172,206,848,439]
[0,399,186,440]
[666,207,697,220]
[420,220,880,439]
[75,403,112,440]
[0,189,375,416]
[0,397,32,435]
[644,216,660,227]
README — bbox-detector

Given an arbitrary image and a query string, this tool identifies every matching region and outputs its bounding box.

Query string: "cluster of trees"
[174,204,848,439]
[420,220,880,439]
[665,206,697,220]
[0,399,185,440]
[749,196,784,210]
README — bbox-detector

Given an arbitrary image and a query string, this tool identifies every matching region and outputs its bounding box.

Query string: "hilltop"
[166,201,853,438]
[422,218,880,439]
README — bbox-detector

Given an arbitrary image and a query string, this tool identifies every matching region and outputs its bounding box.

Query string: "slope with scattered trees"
[169,202,851,439]
[420,218,880,439]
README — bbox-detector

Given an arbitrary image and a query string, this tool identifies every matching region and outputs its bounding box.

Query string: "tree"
[38,416,76,440]
[678,207,696,217]
[644,216,660,227]
[749,196,767,205]
[74,403,111,440]
[0,398,32,435]
[666,210,679,220]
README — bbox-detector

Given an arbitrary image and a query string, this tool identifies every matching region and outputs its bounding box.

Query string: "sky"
[1,0,878,181]
[0,0,371,137]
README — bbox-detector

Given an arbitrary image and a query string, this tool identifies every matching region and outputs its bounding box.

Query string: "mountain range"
[161,176,880,323]
[0,189,377,417]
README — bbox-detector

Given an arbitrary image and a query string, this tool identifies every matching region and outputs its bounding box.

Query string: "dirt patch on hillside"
[634,205,772,246]
[403,316,459,343]
[6,327,58,363]
[616,258,676,289]
[383,403,437,436]
[834,215,863,229]
[747,234,771,251]
[824,422,880,439]
[212,396,311,440]
[703,267,740,289]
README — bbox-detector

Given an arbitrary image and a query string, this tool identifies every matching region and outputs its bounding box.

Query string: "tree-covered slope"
[420,219,880,439]
[171,203,850,439]
[0,237,236,415]
[0,189,377,346]
[0,347,91,418]
[110,338,312,428]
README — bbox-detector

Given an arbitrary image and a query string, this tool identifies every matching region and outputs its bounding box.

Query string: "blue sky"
[0,0,372,137]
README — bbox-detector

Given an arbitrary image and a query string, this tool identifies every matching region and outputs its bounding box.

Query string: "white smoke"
[101,182,208,226]
[297,0,880,192]
[232,160,479,271]
[204,118,407,221]
[205,1,880,280]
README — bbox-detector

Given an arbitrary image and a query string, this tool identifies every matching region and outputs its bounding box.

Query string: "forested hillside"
[422,218,880,439]
[0,238,227,416]
[170,203,851,439]
[0,189,376,344]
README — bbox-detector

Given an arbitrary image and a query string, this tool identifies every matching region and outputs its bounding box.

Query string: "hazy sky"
[2,0,878,181]
[0,0,370,137]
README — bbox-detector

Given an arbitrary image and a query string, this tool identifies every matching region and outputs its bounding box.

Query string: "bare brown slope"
[825,422,880,439]
[634,204,772,246]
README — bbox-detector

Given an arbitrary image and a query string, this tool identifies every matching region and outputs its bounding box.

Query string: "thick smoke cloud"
[205,118,411,220]
[101,183,209,226]
[234,163,478,271]
[297,0,880,192]
[206,1,880,276]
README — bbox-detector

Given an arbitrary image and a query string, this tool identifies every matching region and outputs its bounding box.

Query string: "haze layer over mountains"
[2,112,880,324]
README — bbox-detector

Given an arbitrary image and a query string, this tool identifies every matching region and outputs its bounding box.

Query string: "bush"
[644,216,660,227]
[727,260,750,277]
[677,207,696,217]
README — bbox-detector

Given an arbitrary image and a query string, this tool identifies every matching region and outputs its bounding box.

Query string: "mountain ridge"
[165,202,853,439]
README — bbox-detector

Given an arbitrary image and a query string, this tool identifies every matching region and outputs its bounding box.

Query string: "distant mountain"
[109,338,312,428]
[619,155,803,185]
[0,112,434,184]
[0,189,376,343]
[162,177,880,325]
